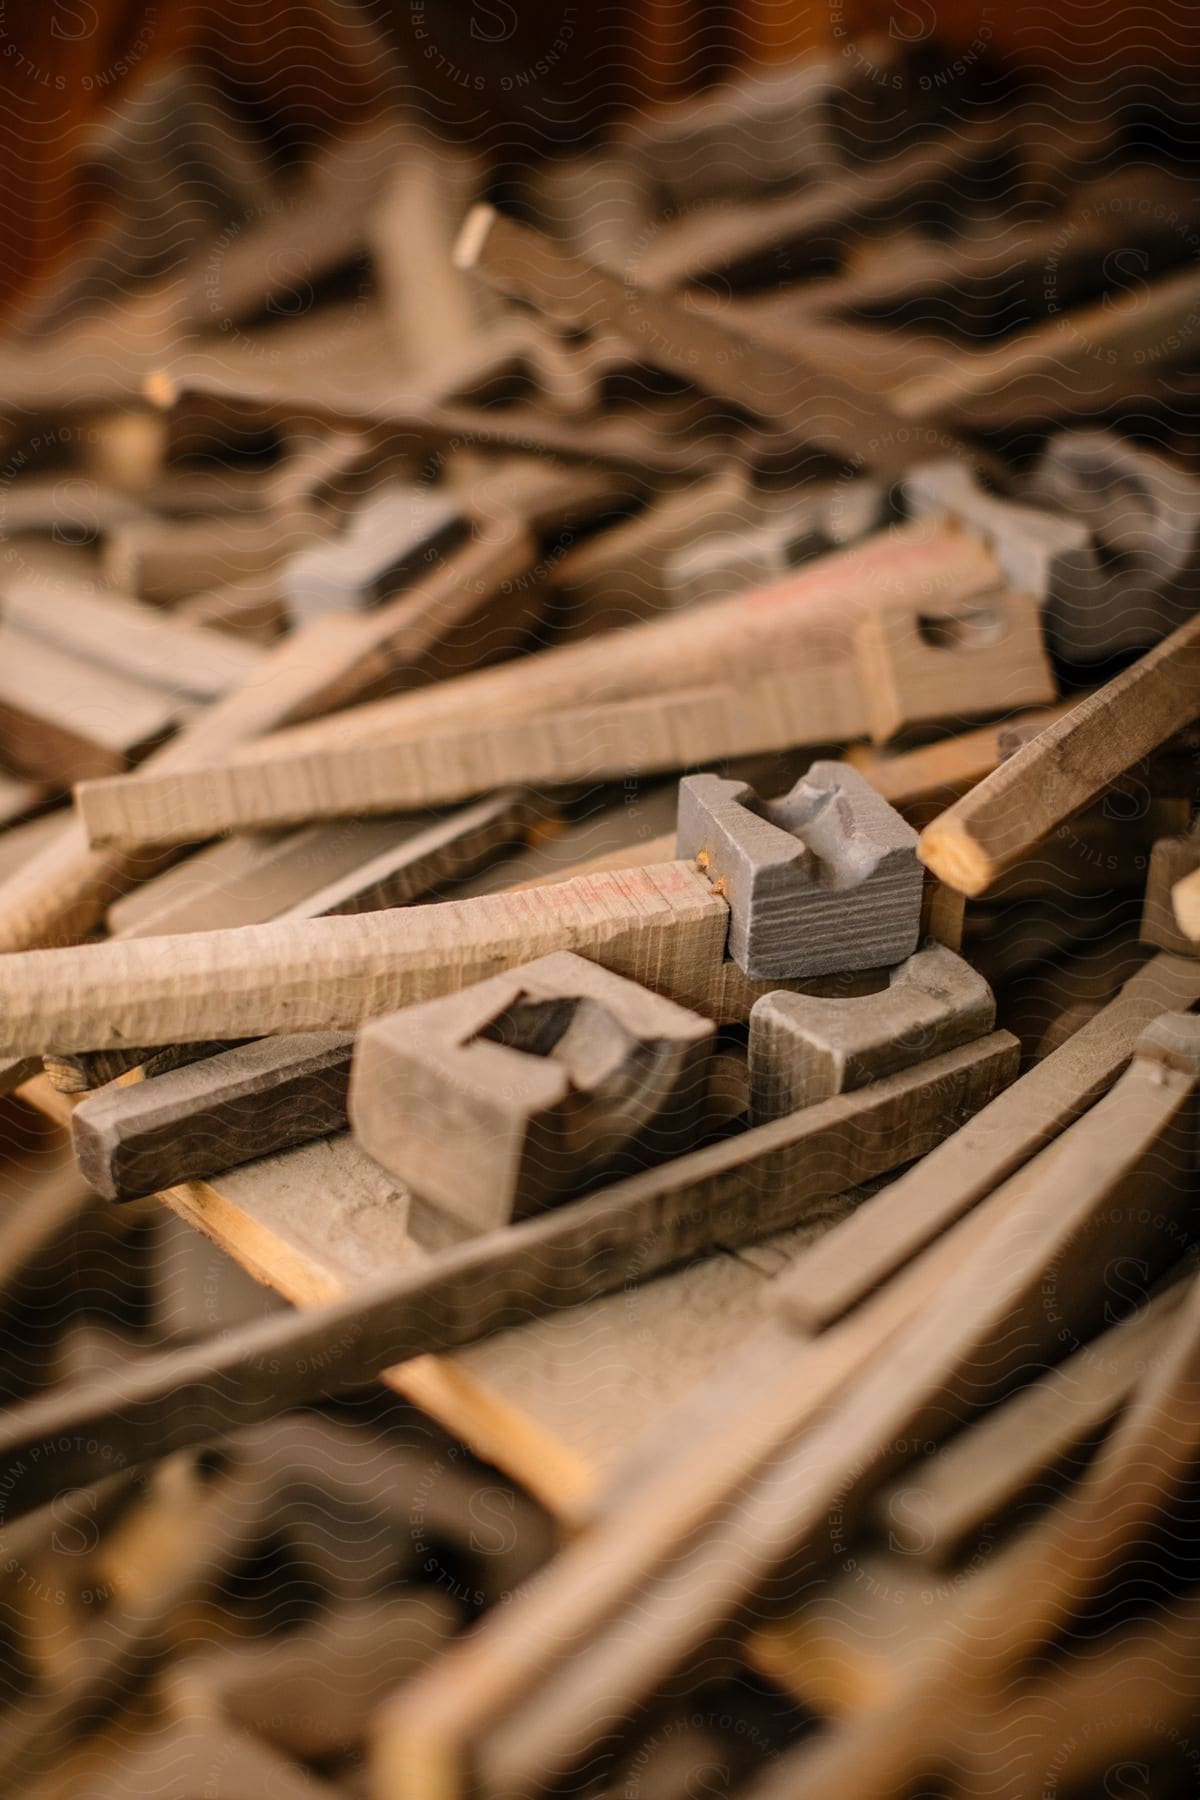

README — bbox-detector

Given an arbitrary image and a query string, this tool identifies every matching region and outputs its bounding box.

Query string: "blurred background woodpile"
[0,3,1197,1797]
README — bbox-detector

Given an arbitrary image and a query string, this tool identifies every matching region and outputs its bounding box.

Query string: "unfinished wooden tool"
[281,483,469,624]
[351,952,718,1232]
[677,763,922,979]
[748,944,994,1121]
[772,950,1200,1331]
[447,1018,1200,1800]
[73,529,1027,848]
[0,862,732,1056]
[872,1278,1186,1561]
[919,612,1200,897]
[455,205,989,480]
[0,1030,1016,1516]
[72,1033,355,1202]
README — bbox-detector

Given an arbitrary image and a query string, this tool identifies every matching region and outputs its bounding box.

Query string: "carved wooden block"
[677,762,922,978]
[351,950,718,1232]
[748,943,995,1121]
[72,1033,355,1202]
[281,484,468,624]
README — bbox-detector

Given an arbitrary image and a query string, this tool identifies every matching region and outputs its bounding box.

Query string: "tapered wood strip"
[472,1022,1200,1798]
[1174,859,1200,941]
[80,522,1000,770]
[759,1253,1200,1800]
[72,1033,355,1201]
[1,574,264,699]
[0,623,184,787]
[772,950,1200,1331]
[76,672,868,846]
[0,862,731,1056]
[872,1280,1186,1560]
[0,1032,1016,1518]
[373,1103,1033,1792]
[919,613,1200,896]
[456,205,984,479]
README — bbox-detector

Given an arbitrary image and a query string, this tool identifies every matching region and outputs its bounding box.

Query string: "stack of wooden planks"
[0,44,1198,1800]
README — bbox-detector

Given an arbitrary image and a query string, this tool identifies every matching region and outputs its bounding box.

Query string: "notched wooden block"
[677,762,922,979]
[72,1033,355,1201]
[350,950,718,1232]
[748,943,995,1122]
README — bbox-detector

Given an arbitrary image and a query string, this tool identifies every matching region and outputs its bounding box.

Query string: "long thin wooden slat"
[771,950,1200,1331]
[0,862,730,1056]
[75,586,1054,848]
[465,1019,1200,1798]
[456,206,989,478]
[919,614,1200,896]
[0,1031,1016,1519]
[0,572,264,699]
[75,522,999,798]
[755,1261,1200,1800]
[76,673,865,846]
[871,1278,1186,1561]
[0,531,535,954]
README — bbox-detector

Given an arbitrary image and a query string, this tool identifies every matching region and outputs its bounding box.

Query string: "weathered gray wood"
[748,944,994,1121]
[455,1018,1200,1800]
[72,1033,355,1202]
[0,1031,1016,1515]
[872,1278,1186,1560]
[351,952,718,1232]
[676,763,922,978]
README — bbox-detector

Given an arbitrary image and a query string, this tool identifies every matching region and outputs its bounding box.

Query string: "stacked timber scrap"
[0,47,1197,1800]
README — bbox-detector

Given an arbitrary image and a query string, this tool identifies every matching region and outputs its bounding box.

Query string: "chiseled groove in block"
[677,761,921,979]
[350,950,718,1234]
[748,944,995,1122]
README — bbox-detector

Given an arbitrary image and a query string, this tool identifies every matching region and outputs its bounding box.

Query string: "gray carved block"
[677,762,922,979]
[748,943,995,1122]
[350,951,718,1233]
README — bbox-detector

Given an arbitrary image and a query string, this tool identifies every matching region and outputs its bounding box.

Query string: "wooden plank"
[76,670,868,845]
[72,1033,355,1202]
[0,572,264,699]
[0,862,731,1056]
[0,623,184,786]
[871,1280,1185,1561]
[772,951,1200,1332]
[919,613,1200,896]
[0,1030,1016,1518]
[456,205,992,479]
[452,1019,1200,1800]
